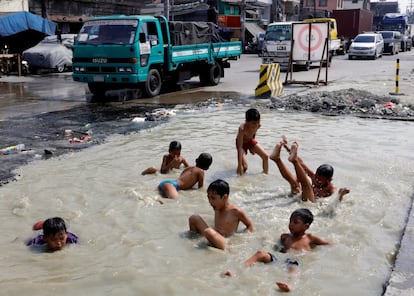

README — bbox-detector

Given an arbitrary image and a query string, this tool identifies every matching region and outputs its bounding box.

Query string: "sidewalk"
[383,193,414,296]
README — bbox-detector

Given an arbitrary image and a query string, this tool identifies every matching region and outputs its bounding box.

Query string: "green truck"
[72,15,242,98]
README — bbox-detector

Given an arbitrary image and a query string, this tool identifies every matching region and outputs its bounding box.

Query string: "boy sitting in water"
[270,136,350,202]
[158,152,212,199]
[26,217,78,252]
[225,208,329,292]
[188,179,254,250]
[236,108,269,175]
[141,140,189,175]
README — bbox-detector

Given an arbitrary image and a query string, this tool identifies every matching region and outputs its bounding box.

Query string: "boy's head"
[315,164,334,188]
[315,164,334,179]
[195,153,213,170]
[42,217,68,251]
[207,179,230,197]
[289,208,313,235]
[290,208,314,225]
[207,179,229,209]
[169,141,182,153]
[245,108,260,122]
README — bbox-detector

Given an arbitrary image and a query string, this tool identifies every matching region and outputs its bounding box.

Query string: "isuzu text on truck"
[72,15,242,98]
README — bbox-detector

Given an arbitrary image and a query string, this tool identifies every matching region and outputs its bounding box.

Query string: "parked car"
[348,33,384,60]
[22,34,76,73]
[378,31,401,55]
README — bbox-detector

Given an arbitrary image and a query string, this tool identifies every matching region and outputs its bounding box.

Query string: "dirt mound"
[269,88,414,120]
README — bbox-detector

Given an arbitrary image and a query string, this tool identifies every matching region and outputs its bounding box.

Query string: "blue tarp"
[0,11,56,37]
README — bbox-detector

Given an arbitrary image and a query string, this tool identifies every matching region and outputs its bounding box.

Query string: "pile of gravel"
[269,88,414,120]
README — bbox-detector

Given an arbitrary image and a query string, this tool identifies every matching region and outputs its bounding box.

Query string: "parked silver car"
[22,34,76,73]
[378,31,401,55]
[348,33,384,60]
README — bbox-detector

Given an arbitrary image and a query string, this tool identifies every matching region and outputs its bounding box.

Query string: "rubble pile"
[269,88,414,120]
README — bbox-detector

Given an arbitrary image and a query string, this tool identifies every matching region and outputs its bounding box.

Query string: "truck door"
[139,21,163,67]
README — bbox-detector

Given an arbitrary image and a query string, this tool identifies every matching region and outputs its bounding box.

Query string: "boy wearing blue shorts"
[158,152,212,199]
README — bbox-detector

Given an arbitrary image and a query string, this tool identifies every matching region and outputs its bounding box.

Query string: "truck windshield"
[265,25,291,41]
[354,35,375,43]
[381,24,404,33]
[76,19,138,45]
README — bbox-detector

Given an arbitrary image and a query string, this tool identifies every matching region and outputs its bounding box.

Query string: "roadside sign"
[292,22,328,61]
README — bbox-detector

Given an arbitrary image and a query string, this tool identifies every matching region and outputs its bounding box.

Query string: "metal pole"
[395,58,400,94]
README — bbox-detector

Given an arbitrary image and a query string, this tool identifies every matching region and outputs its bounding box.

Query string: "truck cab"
[261,22,293,67]
[380,13,412,52]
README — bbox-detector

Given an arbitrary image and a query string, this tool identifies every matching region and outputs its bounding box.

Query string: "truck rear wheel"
[200,62,222,86]
[145,69,162,97]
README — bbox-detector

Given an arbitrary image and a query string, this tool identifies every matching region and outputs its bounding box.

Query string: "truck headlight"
[74,66,85,72]
[119,67,133,73]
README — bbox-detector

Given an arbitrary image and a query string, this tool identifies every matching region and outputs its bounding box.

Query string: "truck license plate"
[277,46,286,50]
[93,76,104,82]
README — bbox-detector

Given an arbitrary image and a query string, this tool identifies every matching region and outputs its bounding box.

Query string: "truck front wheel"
[145,69,162,97]
[88,83,107,97]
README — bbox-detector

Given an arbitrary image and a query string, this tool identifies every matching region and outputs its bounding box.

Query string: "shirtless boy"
[158,152,212,199]
[142,141,189,175]
[270,136,350,202]
[227,208,329,292]
[188,179,254,250]
[236,108,268,175]
[26,217,78,252]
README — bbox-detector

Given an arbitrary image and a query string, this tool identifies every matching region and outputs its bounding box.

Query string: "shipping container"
[332,9,373,40]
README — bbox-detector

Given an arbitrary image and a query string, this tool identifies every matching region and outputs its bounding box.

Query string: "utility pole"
[41,0,47,19]
[164,0,169,20]
[241,0,246,52]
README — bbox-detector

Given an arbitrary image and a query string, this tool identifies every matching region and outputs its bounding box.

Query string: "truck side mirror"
[139,32,146,43]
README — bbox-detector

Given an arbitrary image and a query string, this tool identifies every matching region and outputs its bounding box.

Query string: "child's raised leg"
[288,142,315,202]
[270,140,300,195]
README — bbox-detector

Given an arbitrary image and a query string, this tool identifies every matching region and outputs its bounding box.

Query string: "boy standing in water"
[158,152,212,199]
[226,208,330,292]
[236,108,269,176]
[270,136,349,202]
[142,140,189,175]
[26,217,78,252]
[188,179,254,250]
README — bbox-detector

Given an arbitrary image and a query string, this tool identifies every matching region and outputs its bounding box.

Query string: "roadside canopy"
[245,22,265,38]
[0,11,57,53]
[0,11,56,37]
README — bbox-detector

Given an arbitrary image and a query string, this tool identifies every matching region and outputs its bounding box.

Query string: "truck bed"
[170,41,242,65]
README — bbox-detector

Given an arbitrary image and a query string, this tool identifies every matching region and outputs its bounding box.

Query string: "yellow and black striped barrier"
[389,59,404,95]
[255,63,283,98]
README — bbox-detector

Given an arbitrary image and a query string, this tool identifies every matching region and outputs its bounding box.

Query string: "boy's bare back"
[177,166,204,190]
